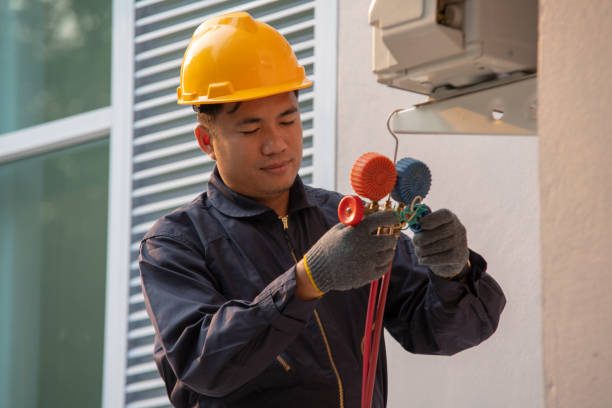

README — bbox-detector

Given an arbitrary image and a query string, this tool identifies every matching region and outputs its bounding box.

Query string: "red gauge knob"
[350,152,397,201]
[338,195,364,226]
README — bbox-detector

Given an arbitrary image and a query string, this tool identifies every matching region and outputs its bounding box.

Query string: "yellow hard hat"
[177,11,312,105]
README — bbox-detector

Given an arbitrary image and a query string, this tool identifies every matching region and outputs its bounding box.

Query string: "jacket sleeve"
[139,234,318,398]
[384,234,506,355]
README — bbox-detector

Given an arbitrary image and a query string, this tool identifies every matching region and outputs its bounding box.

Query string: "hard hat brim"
[178,77,313,106]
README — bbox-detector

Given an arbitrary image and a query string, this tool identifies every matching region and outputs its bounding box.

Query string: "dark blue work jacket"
[139,169,506,408]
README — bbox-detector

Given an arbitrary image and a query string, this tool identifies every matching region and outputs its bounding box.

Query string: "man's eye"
[241,128,259,135]
[280,120,295,126]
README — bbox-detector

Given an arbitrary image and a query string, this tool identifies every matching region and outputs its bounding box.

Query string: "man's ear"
[194,125,216,160]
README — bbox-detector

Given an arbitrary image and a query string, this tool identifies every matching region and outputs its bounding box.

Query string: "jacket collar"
[207,166,314,218]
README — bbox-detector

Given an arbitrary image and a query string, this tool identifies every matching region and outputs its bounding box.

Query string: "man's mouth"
[261,160,292,174]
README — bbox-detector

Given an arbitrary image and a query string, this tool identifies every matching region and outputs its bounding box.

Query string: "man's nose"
[261,125,288,155]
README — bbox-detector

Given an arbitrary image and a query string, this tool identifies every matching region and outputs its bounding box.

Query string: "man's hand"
[300,210,398,296]
[412,209,469,278]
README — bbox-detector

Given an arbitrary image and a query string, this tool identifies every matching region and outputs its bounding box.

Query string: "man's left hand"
[412,209,469,278]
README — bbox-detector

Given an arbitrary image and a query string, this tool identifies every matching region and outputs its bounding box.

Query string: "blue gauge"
[391,157,432,204]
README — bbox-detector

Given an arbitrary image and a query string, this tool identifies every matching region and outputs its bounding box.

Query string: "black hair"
[193,89,300,119]
[193,102,227,117]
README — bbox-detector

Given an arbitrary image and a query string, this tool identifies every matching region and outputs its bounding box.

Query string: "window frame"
[0,107,111,165]
[313,0,338,190]
[101,0,134,407]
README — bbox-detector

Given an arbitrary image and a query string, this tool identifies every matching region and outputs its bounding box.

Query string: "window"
[0,0,111,134]
[0,1,338,406]
[0,138,110,408]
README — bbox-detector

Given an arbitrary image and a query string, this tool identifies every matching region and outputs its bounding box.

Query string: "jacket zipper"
[276,355,292,372]
[279,215,345,408]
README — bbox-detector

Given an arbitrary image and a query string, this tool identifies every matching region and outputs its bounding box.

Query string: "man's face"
[201,92,303,204]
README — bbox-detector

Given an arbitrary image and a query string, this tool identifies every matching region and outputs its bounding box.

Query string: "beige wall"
[539,1,612,407]
[337,1,543,407]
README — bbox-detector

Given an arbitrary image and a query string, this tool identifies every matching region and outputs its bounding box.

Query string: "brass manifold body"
[359,194,430,237]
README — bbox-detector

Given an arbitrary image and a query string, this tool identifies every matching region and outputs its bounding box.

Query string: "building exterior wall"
[336,1,544,406]
[539,1,612,407]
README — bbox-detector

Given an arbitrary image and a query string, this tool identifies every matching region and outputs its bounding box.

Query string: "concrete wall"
[539,1,612,407]
[336,1,544,406]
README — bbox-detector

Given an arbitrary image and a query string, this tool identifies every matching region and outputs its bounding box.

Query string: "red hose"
[361,279,378,395]
[361,265,393,408]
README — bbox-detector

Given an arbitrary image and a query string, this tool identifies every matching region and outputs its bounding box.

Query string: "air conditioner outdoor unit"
[369,0,537,99]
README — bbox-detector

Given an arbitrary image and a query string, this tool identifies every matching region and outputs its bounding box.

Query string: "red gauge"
[338,195,364,226]
[350,152,397,201]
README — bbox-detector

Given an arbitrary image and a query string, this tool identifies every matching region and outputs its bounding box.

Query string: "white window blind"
[124,1,335,407]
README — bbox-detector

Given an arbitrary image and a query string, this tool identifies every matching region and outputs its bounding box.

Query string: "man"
[139,11,506,408]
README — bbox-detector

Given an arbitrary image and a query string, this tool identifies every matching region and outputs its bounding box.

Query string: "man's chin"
[261,180,295,196]
[264,172,299,193]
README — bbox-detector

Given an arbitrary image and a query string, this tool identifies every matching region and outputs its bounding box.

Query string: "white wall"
[336,1,544,406]
[539,1,612,407]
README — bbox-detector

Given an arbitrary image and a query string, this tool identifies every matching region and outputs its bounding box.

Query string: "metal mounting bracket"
[389,76,537,136]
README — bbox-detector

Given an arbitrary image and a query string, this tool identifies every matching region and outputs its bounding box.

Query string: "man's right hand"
[298,210,398,296]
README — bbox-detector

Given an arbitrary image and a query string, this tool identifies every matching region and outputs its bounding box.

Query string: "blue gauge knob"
[391,157,432,204]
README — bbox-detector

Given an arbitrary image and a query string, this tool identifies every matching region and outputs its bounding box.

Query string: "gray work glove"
[304,210,398,293]
[412,209,469,278]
